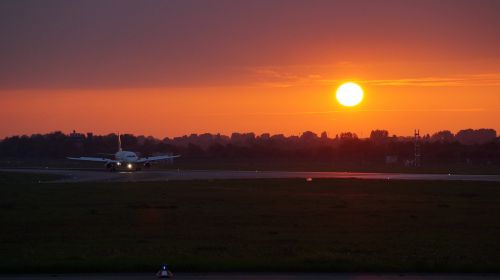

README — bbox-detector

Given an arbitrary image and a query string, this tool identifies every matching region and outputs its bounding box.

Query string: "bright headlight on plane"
[127,163,133,169]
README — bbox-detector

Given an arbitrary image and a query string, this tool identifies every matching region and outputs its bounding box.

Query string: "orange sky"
[2,71,499,138]
[1,1,499,138]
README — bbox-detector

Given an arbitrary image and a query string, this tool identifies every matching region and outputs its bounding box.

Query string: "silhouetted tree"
[370,130,389,144]
[431,130,454,143]
[456,129,497,145]
[1,129,499,166]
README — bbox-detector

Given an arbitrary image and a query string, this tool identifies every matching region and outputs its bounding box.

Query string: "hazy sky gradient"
[1,0,499,137]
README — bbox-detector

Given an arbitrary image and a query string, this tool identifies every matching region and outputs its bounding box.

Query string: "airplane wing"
[136,155,181,164]
[67,157,116,163]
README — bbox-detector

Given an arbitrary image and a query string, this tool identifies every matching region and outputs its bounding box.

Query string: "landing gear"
[106,163,117,172]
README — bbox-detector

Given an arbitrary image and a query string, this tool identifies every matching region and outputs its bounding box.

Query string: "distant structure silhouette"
[414,129,421,167]
[70,130,85,154]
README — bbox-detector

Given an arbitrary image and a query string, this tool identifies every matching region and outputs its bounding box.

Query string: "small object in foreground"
[306,177,313,182]
[156,263,173,278]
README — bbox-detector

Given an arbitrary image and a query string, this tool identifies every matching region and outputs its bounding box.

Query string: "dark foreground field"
[0,172,499,273]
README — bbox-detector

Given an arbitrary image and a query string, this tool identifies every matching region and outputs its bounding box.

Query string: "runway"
[1,273,499,280]
[3,168,500,183]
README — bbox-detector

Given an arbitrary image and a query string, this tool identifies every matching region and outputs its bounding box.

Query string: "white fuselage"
[67,133,179,171]
[115,150,139,163]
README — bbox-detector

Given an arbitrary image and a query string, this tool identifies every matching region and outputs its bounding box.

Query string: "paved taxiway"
[2,273,500,280]
[2,168,500,183]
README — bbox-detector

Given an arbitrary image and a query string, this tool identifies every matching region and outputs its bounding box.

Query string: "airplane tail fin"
[118,133,122,152]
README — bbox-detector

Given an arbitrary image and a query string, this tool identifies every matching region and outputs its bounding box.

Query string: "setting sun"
[336,82,364,107]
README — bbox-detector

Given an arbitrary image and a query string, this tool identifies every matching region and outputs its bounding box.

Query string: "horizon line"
[2,128,498,141]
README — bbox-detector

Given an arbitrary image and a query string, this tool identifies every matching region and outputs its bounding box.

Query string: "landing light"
[116,162,122,166]
[127,163,133,169]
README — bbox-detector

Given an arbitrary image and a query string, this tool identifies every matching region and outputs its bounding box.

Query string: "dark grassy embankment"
[0,172,499,272]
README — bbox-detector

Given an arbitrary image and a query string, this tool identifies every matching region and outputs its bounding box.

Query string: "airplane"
[67,134,180,171]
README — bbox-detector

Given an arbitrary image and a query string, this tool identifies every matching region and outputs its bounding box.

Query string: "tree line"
[0,129,498,165]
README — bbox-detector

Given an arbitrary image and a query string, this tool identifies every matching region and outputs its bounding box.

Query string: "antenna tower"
[414,129,421,167]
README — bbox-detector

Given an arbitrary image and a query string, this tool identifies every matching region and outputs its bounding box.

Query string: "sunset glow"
[0,1,499,138]
[336,83,364,107]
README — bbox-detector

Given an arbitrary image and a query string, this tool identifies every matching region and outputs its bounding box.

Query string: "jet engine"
[105,162,116,171]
